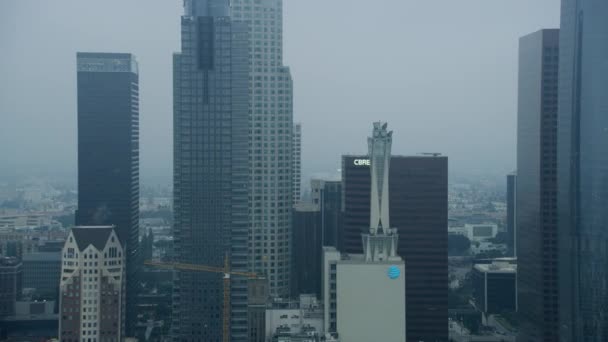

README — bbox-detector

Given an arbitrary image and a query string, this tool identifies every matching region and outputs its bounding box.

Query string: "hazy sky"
[0,0,560,185]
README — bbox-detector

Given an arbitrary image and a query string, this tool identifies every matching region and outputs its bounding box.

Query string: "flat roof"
[22,252,61,262]
[474,263,516,274]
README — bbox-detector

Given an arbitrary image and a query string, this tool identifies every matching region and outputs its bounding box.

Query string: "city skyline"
[0,0,560,184]
[3,0,608,341]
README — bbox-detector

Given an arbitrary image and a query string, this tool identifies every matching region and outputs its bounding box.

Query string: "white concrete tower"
[362,122,399,262]
[232,0,294,297]
[368,122,392,234]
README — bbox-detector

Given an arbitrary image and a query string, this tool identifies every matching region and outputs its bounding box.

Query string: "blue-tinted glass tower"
[172,0,250,341]
[558,1,608,341]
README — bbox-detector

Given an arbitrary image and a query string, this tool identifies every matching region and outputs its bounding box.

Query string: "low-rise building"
[266,295,324,342]
[449,223,498,242]
[22,252,62,298]
[472,260,517,315]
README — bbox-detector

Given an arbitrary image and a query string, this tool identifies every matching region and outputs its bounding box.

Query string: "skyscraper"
[293,123,302,205]
[558,1,608,340]
[75,52,139,336]
[516,29,560,342]
[292,202,322,298]
[59,226,125,342]
[231,0,294,297]
[323,122,406,342]
[311,179,342,248]
[172,1,250,341]
[340,154,448,342]
[506,172,517,257]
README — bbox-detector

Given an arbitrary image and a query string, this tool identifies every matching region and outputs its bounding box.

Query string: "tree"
[448,234,471,256]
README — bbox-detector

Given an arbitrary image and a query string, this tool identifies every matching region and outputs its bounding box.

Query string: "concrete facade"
[232,0,294,297]
[58,226,125,342]
[336,261,406,342]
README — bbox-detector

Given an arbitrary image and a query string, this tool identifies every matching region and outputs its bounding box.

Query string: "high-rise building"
[292,202,322,298]
[558,1,608,341]
[0,256,21,318]
[340,154,448,342]
[311,179,342,249]
[515,29,560,342]
[323,122,406,342]
[232,0,294,297]
[507,172,517,257]
[59,226,125,342]
[172,1,250,340]
[293,123,302,205]
[75,52,139,335]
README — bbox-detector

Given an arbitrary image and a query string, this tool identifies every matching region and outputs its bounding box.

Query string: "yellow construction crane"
[144,254,258,342]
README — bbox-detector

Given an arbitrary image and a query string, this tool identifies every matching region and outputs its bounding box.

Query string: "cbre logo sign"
[353,159,370,166]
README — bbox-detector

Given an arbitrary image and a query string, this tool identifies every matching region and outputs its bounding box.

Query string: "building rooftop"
[22,252,61,262]
[71,226,116,251]
[77,52,138,74]
[0,256,21,267]
[474,261,517,274]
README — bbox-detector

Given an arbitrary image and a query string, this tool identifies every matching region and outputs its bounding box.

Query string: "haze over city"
[0,0,560,184]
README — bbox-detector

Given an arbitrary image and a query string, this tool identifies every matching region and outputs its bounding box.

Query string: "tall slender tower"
[76,52,139,336]
[558,1,608,341]
[232,0,294,297]
[516,29,559,342]
[362,122,399,261]
[172,1,250,340]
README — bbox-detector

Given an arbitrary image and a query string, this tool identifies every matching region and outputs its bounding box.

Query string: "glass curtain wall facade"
[340,155,448,342]
[231,0,294,297]
[516,29,559,342]
[558,1,608,341]
[76,52,139,336]
[172,1,250,341]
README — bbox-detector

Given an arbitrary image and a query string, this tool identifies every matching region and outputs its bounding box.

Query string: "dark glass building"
[172,0,250,341]
[558,1,608,341]
[340,155,448,342]
[311,179,342,248]
[507,172,517,257]
[472,262,517,315]
[516,29,560,342]
[76,52,139,336]
[292,202,322,298]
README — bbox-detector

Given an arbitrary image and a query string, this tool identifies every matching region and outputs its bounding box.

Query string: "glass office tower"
[76,52,139,337]
[558,1,608,341]
[172,1,250,341]
[516,29,559,342]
